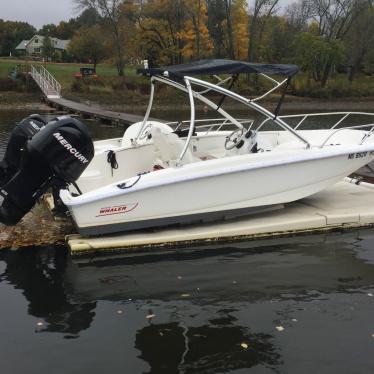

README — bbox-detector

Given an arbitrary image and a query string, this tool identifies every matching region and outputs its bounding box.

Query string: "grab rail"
[319,124,374,148]
[278,112,374,130]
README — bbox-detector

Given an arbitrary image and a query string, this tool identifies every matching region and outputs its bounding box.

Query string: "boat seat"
[150,127,198,166]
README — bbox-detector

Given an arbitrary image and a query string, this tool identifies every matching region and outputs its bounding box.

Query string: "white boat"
[59,59,374,236]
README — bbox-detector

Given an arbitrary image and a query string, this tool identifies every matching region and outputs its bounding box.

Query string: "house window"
[35,39,38,43]
[34,48,40,53]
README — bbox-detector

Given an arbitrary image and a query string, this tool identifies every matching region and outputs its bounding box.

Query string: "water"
[2,110,374,373]
[1,231,374,373]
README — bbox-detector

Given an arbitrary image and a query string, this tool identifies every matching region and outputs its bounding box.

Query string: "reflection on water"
[0,247,96,336]
[1,230,374,373]
[2,109,374,372]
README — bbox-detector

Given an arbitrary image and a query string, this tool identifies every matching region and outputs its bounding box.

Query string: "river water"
[1,110,374,373]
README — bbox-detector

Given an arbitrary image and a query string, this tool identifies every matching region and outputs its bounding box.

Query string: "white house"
[15,35,70,58]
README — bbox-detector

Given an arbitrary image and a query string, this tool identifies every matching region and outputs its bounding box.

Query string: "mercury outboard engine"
[0,117,94,225]
[0,114,46,186]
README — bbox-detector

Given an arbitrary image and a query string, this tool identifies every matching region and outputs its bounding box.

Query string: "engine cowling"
[0,114,46,186]
[0,116,94,225]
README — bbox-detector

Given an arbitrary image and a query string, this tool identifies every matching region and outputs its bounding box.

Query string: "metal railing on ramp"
[30,64,62,99]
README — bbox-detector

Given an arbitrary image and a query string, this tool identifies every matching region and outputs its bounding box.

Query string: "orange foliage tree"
[178,0,213,59]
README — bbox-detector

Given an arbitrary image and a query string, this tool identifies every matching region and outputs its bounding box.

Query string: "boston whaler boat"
[1,60,374,235]
[59,60,374,235]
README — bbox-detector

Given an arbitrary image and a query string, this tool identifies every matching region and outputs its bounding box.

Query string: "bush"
[0,77,21,91]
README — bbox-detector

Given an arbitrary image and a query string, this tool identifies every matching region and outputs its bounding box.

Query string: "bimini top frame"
[137,59,310,163]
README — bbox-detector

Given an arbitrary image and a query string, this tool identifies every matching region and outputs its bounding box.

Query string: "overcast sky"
[0,0,293,30]
[0,0,78,29]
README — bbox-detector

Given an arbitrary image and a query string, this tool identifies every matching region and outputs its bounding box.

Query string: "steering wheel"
[138,124,153,141]
[225,128,244,150]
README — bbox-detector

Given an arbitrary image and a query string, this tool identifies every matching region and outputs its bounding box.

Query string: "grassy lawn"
[0,57,137,88]
[1,57,373,101]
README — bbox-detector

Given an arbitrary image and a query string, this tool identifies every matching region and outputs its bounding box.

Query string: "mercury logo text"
[53,132,89,164]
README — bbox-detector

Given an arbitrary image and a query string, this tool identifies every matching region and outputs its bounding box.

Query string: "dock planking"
[46,97,160,126]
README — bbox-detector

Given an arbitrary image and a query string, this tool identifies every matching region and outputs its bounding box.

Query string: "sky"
[0,0,78,29]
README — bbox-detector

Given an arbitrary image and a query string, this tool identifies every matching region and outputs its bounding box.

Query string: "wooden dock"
[46,97,147,125]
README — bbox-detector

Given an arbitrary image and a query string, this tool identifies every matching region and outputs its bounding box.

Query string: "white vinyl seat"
[151,127,198,167]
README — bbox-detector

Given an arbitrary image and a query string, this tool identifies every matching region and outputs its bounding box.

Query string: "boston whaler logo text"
[96,203,139,217]
[53,132,89,164]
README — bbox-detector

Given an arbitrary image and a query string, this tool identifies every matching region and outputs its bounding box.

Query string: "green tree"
[38,23,58,37]
[75,0,127,76]
[0,20,36,56]
[42,36,55,59]
[68,25,109,69]
[293,32,345,85]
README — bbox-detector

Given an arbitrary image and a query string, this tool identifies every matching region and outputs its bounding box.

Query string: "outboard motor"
[0,114,46,186]
[0,117,94,225]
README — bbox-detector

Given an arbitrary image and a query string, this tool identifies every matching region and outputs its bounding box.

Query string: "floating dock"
[46,97,152,126]
[67,180,374,256]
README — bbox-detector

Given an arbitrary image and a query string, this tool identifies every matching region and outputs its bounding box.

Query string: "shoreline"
[1,91,374,113]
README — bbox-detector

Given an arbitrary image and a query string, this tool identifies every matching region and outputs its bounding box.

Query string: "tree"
[42,36,55,59]
[75,0,127,76]
[344,0,374,81]
[292,31,345,83]
[231,0,249,60]
[68,25,109,69]
[134,0,186,65]
[248,0,279,62]
[179,0,213,59]
[0,20,36,56]
[38,24,58,37]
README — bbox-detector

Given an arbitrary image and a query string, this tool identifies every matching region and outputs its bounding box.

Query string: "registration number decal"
[96,203,139,217]
[348,152,371,160]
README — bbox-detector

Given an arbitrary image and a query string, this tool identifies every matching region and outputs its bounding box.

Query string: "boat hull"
[61,145,374,236]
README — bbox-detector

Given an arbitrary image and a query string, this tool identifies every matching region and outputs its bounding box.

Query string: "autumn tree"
[68,25,109,69]
[230,0,249,60]
[134,0,186,65]
[179,0,213,59]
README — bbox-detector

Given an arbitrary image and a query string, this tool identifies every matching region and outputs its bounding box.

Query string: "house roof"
[15,40,30,50]
[15,35,70,51]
